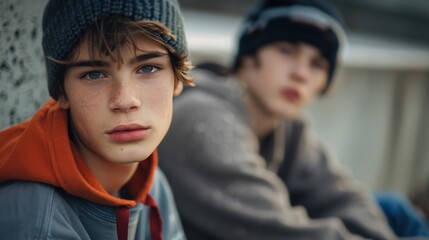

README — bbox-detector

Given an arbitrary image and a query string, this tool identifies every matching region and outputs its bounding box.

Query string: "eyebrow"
[129,51,168,65]
[67,51,168,69]
[67,60,108,68]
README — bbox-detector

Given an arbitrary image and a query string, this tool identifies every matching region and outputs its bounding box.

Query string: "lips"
[106,123,149,142]
[282,88,301,102]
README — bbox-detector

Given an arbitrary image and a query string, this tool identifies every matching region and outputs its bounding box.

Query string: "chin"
[109,155,151,164]
[108,147,155,163]
[274,108,300,119]
[268,104,294,118]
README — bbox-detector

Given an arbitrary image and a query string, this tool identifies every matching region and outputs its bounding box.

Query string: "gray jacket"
[158,69,396,240]
[0,169,185,240]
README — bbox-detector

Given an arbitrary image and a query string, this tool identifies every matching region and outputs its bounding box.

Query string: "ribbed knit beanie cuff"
[42,0,187,100]
[234,0,347,93]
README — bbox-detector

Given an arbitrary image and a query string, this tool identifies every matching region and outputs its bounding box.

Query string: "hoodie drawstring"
[115,195,163,240]
[145,194,163,240]
[115,206,130,240]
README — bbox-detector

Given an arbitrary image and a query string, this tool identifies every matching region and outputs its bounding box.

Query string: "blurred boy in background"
[159,0,397,239]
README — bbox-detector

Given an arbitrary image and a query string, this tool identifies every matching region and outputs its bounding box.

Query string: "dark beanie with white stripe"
[42,0,187,100]
[233,0,347,94]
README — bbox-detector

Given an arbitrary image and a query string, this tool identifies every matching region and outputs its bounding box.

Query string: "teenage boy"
[159,0,397,239]
[0,0,193,239]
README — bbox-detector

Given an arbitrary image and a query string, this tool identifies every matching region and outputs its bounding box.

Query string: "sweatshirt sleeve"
[158,90,389,240]
[280,119,396,240]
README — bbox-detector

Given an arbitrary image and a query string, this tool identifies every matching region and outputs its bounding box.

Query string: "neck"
[244,91,281,139]
[85,157,139,197]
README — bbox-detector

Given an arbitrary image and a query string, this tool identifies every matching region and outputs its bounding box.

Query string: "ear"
[58,94,70,110]
[173,81,183,97]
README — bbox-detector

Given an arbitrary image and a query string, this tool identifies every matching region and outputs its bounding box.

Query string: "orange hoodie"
[0,99,162,239]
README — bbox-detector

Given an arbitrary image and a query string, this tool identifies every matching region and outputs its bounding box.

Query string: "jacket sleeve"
[158,90,394,240]
[279,119,396,240]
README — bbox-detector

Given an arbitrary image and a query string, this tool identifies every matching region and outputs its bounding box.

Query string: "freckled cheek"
[67,92,105,118]
[83,86,110,105]
[69,109,99,146]
[67,93,107,138]
[64,78,108,105]
[148,92,173,117]
[70,101,100,123]
[143,84,174,125]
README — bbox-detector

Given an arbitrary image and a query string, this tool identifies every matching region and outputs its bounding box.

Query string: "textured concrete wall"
[0,0,49,129]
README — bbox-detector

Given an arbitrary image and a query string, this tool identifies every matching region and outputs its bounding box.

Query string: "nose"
[109,79,141,112]
[290,58,310,83]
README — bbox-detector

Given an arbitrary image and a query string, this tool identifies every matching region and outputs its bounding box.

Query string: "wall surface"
[310,67,429,193]
[0,0,49,128]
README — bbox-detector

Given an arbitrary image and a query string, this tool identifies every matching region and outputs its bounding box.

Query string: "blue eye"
[83,71,105,80]
[139,65,159,73]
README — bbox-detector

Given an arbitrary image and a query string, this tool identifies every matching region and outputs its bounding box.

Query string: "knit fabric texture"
[42,0,187,100]
[234,0,347,93]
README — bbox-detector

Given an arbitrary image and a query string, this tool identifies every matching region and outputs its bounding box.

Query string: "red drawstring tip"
[146,195,163,240]
[116,206,130,240]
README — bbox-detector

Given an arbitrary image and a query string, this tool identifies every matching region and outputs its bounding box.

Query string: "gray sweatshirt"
[158,69,396,240]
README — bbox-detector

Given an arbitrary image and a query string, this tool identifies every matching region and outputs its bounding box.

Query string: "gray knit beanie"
[42,0,187,100]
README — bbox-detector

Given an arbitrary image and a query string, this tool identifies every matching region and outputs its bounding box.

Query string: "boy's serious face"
[241,41,328,119]
[60,34,182,168]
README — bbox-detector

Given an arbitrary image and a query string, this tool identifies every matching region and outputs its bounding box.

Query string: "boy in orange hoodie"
[0,0,193,239]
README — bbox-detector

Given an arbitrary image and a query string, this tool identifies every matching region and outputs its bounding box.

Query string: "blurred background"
[1,0,428,197]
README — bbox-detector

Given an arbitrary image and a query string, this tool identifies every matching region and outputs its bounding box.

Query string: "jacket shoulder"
[0,181,57,238]
[0,181,89,239]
